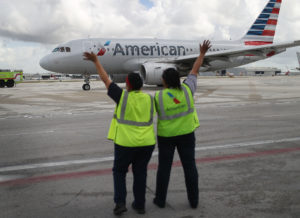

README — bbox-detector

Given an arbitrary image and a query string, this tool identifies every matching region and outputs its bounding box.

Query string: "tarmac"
[0,76,300,218]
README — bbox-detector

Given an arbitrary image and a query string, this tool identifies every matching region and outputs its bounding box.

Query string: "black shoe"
[131,202,145,214]
[153,198,165,208]
[113,203,127,216]
[189,201,198,209]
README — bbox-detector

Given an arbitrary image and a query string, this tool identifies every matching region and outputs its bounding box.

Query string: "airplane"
[40,0,300,91]
[282,52,300,75]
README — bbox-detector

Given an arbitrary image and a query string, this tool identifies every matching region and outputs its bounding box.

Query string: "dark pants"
[155,132,198,205]
[113,144,154,209]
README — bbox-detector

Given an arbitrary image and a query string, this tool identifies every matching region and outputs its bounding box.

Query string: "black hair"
[127,72,143,90]
[162,68,181,89]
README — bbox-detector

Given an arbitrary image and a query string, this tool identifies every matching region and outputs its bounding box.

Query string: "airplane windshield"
[52,48,59,52]
[52,47,71,53]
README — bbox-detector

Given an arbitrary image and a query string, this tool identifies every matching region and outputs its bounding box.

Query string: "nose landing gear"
[82,83,90,91]
[82,73,91,91]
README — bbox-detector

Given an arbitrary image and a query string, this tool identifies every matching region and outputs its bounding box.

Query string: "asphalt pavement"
[0,77,300,218]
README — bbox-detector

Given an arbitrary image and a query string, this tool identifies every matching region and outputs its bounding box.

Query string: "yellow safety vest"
[155,83,199,137]
[108,90,156,147]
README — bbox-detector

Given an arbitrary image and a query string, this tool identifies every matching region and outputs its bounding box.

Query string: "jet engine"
[140,63,176,85]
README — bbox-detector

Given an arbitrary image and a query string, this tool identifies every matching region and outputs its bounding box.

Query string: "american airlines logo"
[97,40,111,56]
[112,43,187,56]
[167,92,181,104]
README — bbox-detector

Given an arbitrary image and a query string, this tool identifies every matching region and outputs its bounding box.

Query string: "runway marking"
[1,147,300,186]
[0,130,55,137]
[195,137,300,151]
[1,137,300,173]
[0,157,114,173]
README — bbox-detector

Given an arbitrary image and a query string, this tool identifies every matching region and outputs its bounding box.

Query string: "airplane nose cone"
[39,55,49,70]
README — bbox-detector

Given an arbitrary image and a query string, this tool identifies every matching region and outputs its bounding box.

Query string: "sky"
[0,0,300,74]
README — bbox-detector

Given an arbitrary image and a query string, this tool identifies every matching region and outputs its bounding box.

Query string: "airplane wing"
[159,40,300,67]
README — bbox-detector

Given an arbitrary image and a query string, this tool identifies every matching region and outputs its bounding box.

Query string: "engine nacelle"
[110,74,127,83]
[140,63,176,85]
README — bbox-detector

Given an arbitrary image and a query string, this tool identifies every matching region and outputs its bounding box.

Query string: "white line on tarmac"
[195,137,300,151]
[1,137,300,173]
[0,130,55,137]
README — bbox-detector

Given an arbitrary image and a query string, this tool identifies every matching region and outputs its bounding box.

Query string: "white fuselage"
[40,38,269,76]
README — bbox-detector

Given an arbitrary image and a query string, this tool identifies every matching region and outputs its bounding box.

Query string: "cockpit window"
[52,47,59,52]
[52,47,71,53]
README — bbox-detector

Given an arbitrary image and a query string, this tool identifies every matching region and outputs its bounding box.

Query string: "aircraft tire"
[6,80,15,88]
[82,83,90,91]
[0,80,5,88]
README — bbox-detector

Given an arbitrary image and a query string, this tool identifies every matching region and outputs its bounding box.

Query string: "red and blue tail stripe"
[242,0,282,46]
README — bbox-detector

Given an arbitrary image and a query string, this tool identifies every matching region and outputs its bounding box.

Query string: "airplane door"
[83,41,101,55]
[82,41,93,53]
[82,41,95,73]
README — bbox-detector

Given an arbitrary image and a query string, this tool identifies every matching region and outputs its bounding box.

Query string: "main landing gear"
[82,73,91,91]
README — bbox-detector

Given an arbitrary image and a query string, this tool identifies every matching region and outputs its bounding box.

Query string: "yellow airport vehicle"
[0,70,23,88]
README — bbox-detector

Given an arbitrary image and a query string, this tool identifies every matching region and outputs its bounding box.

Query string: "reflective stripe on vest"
[114,91,154,126]
[158,85,194,120]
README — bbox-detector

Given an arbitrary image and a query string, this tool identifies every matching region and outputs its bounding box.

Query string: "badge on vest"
[167,92,181,104]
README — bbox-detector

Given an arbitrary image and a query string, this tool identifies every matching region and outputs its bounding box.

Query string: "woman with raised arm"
[153,40,211,209]
[83,52,155,215]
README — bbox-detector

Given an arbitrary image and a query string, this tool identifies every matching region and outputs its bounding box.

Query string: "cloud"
[0,0,300,73]
[0,0,93,44]
[1,0,299,43]
[0,39,52,73]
